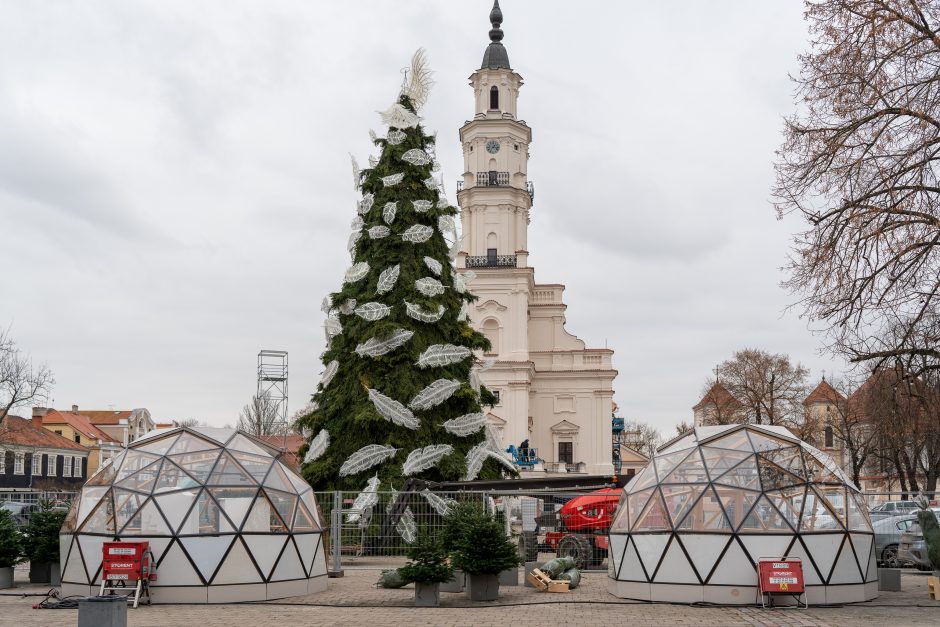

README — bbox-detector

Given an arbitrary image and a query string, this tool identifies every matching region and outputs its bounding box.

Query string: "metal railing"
[466,254,517,268]
[476,171,510,186]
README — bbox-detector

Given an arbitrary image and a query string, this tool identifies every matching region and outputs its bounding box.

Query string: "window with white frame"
[31,453,42,476]
[63,455,72,477]
[47,454,56,476]
[14,453,24,475]
[73,456,81,477]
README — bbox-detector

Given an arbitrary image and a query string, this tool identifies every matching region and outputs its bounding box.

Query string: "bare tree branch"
[0,328,54,427]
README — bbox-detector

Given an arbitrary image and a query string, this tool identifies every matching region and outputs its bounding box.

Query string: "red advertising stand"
[99,541,156,608]
[757,557,807,608]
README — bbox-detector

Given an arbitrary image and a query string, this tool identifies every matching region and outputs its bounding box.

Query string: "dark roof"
[481,1,511,70]
[0,415,90,452]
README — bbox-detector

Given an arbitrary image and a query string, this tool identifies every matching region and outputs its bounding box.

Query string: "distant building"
[0,415,90,492]
[258,434,306,472]
[692,382,745,427]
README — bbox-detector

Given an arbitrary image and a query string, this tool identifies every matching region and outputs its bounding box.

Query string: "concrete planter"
[467,573,499,601]
[0,567,13,589]
[51,562,60,587]
[440,570,464,593]
[414,582,441,607]
[498,567,519,586]
[29,562,51,584]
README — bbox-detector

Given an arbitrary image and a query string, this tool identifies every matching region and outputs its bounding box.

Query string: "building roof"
[804,379,846,405]
[481,1,511,70]
[77,410,133,425]
[692,382,743,411]
[40,410,119,443]
[258,434,306,472]
[0,415,90,452]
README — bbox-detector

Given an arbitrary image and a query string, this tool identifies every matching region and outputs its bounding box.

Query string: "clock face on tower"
[485,139,501,154]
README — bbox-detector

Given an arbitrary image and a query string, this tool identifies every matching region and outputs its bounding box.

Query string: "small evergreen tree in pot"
[22,502,67,584]
[0,509,22,589]
[448,504,522,601]
[398,534,454,607]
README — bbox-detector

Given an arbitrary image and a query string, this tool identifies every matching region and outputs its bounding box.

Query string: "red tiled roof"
[804,379,846,405]
[693,383,742,411]
[0,415,90,452]
[40,410,119,443]
[258,434,306,472]
[77,410,133,425]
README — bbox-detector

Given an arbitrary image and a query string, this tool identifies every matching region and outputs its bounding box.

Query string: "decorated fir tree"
[298,50,513,501]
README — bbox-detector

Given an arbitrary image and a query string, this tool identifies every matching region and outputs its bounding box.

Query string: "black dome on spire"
[481,0,510,70]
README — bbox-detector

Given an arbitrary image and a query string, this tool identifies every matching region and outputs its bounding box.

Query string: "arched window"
[825,425,834,448]
[482,318,500,355]
[489,86,499,110]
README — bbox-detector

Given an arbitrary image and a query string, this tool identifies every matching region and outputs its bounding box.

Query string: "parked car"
[898,510,940,571]
[0,501,38,527]
[872,514,919,566]
[870,501,920,520]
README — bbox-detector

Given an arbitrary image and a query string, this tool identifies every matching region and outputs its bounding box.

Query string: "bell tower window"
[489,86,499,110]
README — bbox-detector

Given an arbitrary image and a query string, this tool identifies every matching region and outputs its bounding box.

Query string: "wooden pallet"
[928,576,940,601]
[525,568,570,593]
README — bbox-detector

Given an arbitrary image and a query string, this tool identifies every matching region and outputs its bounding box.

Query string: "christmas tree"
[298,50,513,498]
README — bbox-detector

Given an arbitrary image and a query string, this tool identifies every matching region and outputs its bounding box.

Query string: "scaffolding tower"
[257,350,288,445]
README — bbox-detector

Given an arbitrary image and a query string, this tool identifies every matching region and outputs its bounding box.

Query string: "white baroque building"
[456,2,616,475]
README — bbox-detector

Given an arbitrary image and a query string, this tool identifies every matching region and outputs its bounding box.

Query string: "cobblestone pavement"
[1,570,938,626]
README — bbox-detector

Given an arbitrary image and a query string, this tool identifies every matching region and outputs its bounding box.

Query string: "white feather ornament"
[347,231,361,258]
[437,197,449,208]
[453,270,475,294]
[347,474,380,526]
[369,129,378,142]
[401,148,431,165]
[303,429,330,463]
[339,299,357,315]
[339,444,398,477]
[463,441,488,481]
[319,360,339,389]
[469,359,496,394]
[369,155,378,167]
[423,256,442,276]
[416,344,471,368]
[432,160,441,173]
[421,489,457,516]
[344,261,370,284]
[457,301,469,322]
[405,301,445,323]
[358,192,374,215]
[402,225,434,243]
[350,153,361,190]
[355,328,414,358]
[320,296,331,314]
[423,177,439,190]
[383,202,397,225]
[385,487,399,515]
[487,447,517,473]
[396,506,417,543]
[381,173,405,187]
[400,48,434,110]
[443,412,488,437]
[324,315,342,340]
[367,388,420,429]
[412,199,432,212]
[351,216,364,230]
[409,379,461,410]
[379,104,419,130]
[368,225,390,239]
[354,302,391,321]
[438,215,456,235]
[386,129,406,145]
[376,264,400,294]
[415,277,445,296]
[448,234,463,261]
[403,444,454,475]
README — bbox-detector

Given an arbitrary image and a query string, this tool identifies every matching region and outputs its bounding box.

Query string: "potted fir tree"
[398,534,454,607]
[450,504,522,601]
[0,509,22,589]
[22,502,67,584]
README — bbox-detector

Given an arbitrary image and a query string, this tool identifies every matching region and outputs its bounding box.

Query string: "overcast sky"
[0,1,840,435]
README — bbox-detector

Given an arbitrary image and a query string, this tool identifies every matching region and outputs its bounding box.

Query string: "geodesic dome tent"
[59,426,327,603]
[608,424,878,605]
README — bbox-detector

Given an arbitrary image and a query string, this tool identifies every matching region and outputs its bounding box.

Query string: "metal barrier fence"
[315,488,615,573]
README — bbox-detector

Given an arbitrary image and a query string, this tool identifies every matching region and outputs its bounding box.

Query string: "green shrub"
[0,510,22,568]
[446,503,521,576]
[23,502,67,564]
[398,534,454,584]
[916,509,940,572]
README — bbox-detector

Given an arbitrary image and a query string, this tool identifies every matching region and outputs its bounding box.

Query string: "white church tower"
[456,1,616,475]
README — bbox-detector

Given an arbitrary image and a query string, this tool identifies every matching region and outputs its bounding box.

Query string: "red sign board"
[758,558,805,594]
[102,541,153,583]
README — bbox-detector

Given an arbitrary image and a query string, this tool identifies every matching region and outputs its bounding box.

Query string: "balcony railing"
[466,254,517,268]
[456,173,534,201]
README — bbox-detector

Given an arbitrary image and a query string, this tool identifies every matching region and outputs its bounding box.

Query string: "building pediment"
[476,299,508,314]
[486,412,507,426]
[550,419,580,434]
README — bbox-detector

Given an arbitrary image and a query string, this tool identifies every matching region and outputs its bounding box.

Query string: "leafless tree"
[622,420,664,459]
[717,349,809,427]
[237,393,285,436]
[177,418,203,428]
[0,329,54,427]
[774,0,940,377]
[674,419,694,436]
[826,377,881,487]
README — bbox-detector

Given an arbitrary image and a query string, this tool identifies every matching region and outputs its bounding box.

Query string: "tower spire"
[481,0,510,70]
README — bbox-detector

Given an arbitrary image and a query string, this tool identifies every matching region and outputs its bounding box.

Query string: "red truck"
[521,488,621,568]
